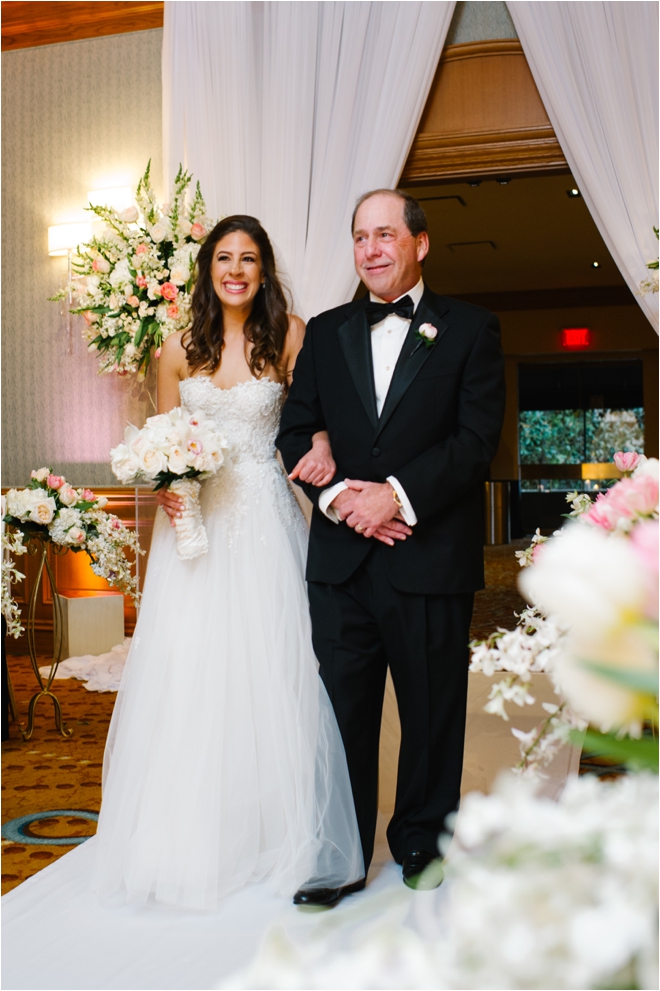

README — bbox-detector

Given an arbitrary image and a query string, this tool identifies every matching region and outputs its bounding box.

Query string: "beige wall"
[2,29,163,486]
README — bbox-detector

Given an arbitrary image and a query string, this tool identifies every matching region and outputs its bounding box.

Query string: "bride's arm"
[283,317,336,487]
[156,333,188,521]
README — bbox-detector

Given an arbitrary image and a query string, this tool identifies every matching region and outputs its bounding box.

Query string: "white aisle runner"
[1,836,404,991]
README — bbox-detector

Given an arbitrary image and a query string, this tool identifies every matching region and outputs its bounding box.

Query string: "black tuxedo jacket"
[276,286,505,595]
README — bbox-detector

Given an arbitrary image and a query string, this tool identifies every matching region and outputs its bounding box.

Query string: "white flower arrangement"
[471,453,658,775]
[51,161,215,378]
[3,471,142,606]
[227,772,658,991]
[1,522,27,638]
[110,407,229,560]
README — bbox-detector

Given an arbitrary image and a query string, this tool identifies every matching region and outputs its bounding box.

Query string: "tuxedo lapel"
[337,305,379,430]
[375,293,449,439]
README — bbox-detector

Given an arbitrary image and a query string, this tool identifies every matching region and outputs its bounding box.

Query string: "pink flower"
[419,322,438,341]
[135,243,149,255]
[111,519,121,530]
[614,451,642,475]
[58,483,78,506]
[127,295,139,308]
[68,527,86,545]
[136,275,148,288]
[583,492,618,531]
[92,257,111,274]
[631,520,659,620]
[531,542,546,564]
[47,474,64,490]
[166,304,179,319]
[608,475,659,519]
[190,223,206,241]
[154,347,162,359]
[160,282,178,301]
[82,489,95,500]
[83,310,99,325]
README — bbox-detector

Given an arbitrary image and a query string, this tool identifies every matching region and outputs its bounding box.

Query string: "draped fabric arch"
[509,1,659,332]
[162,1,456,318]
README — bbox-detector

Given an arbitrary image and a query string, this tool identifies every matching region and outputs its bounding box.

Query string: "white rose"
[169,265,190,286]
[167,446,189,475]
[109,258,131,289]
[140,448,168,478]
[58,483,77,506]
[119,205,139,223]
[177,218,192,236]
[28,496,56,525]
[633,456,659,482]
[30,467,50,482]
[150,223,167,243]
[96,496,108,508]
[110,444,142,483]
[67,526,86,545]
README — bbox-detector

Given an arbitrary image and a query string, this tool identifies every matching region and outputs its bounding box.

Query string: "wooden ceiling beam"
[1,1,164,52]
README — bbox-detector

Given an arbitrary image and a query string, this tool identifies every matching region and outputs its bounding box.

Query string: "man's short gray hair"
[351,189,428,237]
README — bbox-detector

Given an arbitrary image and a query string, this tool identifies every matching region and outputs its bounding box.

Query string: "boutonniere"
[411,323,438,356]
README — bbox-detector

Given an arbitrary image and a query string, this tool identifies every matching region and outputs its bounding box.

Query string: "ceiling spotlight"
[591,261,600,268]
[567,188,581,198]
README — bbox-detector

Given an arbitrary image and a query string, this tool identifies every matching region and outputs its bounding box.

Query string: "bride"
[91,215,364,910]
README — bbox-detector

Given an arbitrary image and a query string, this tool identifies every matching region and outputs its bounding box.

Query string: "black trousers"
[308,545,473,873]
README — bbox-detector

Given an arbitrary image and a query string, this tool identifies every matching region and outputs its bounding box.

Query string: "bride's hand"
[288,432,336,488]
[156,487,184,525]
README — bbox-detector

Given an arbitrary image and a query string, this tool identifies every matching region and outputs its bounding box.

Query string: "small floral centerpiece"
[51,161,215,377]
[3,469,142,607]
[471,453,658,776]
[110,407,229,561]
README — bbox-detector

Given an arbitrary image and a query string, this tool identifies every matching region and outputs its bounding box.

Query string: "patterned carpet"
[1,541,608,896]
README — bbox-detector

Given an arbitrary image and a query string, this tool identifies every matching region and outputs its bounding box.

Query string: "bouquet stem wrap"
[169,478,208,560]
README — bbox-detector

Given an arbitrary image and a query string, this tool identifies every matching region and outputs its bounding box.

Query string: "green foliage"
[519,408,645,465]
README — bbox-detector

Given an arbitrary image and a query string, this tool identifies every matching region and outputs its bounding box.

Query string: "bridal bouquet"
[3,470,142,605]
[110,408,229,560]
[51,161,215,377]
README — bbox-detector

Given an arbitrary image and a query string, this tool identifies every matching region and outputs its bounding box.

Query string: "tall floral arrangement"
[3,469,142,605]
[51,162,214,377]
[470,452,658,775]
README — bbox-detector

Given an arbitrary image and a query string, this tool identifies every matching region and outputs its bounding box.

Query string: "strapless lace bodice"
[178,376,302,543]
[179,376,285,465]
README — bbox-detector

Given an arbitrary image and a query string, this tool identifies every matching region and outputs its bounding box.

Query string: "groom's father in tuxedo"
[277,189,505,903]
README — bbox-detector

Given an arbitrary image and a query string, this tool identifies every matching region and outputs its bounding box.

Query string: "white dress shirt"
[318,278,424,526]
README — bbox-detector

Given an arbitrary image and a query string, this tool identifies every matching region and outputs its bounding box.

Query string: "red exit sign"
[561,327,591,350]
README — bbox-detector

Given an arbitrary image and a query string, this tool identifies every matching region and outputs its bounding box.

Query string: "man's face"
[353,193,429,301]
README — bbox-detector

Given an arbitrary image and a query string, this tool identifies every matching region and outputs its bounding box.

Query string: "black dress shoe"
[401,851,444,890]
[293,877,366,908]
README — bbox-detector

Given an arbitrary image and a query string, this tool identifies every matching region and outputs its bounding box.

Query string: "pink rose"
[190,223,206,241]
[582,492,618,531]
[47,474,64,490]
[82,489,95,501]
[419,322,438,340]
[127,295,139,308]
[166,304,179,319]
[68,527,86,545]
[92,257,111,274]
[136,275,148,288]
[135,243,149,255]
[58,483,77,506]
[608,475,659,519]
[613,451,642,475]
[631,520,659,620]
[154,347,162,359]
[160,282,178,301]
[83,310,99,325]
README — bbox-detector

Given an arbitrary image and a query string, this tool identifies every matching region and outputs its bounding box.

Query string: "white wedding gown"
[89,376,362,908]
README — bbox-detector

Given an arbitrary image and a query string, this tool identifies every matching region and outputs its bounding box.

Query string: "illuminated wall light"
[87,187,134,212]
[47,222,93,256]
[567,188,581,197]
[591,261,600,268]
[561,327,591,350]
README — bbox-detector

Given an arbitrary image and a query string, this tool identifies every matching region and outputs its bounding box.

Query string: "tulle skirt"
[91,460,363,909]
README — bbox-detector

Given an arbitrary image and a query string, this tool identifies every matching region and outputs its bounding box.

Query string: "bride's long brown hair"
[183,216,290,377]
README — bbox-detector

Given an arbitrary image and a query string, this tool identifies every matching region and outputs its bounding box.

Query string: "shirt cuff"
[318,481,348,523]
[387,476,418,526]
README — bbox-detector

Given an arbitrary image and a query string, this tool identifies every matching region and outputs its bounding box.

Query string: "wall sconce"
[48,222,92,351]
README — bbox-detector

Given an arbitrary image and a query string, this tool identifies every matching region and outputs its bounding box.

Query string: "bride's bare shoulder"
[160,331,188,372]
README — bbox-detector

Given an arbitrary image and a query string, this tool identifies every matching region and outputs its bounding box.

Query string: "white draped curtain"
[162,1,455,318]
[509,1,659,332]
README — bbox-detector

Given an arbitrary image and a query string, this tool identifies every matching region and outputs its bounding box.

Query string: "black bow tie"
[364,295,414,326]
